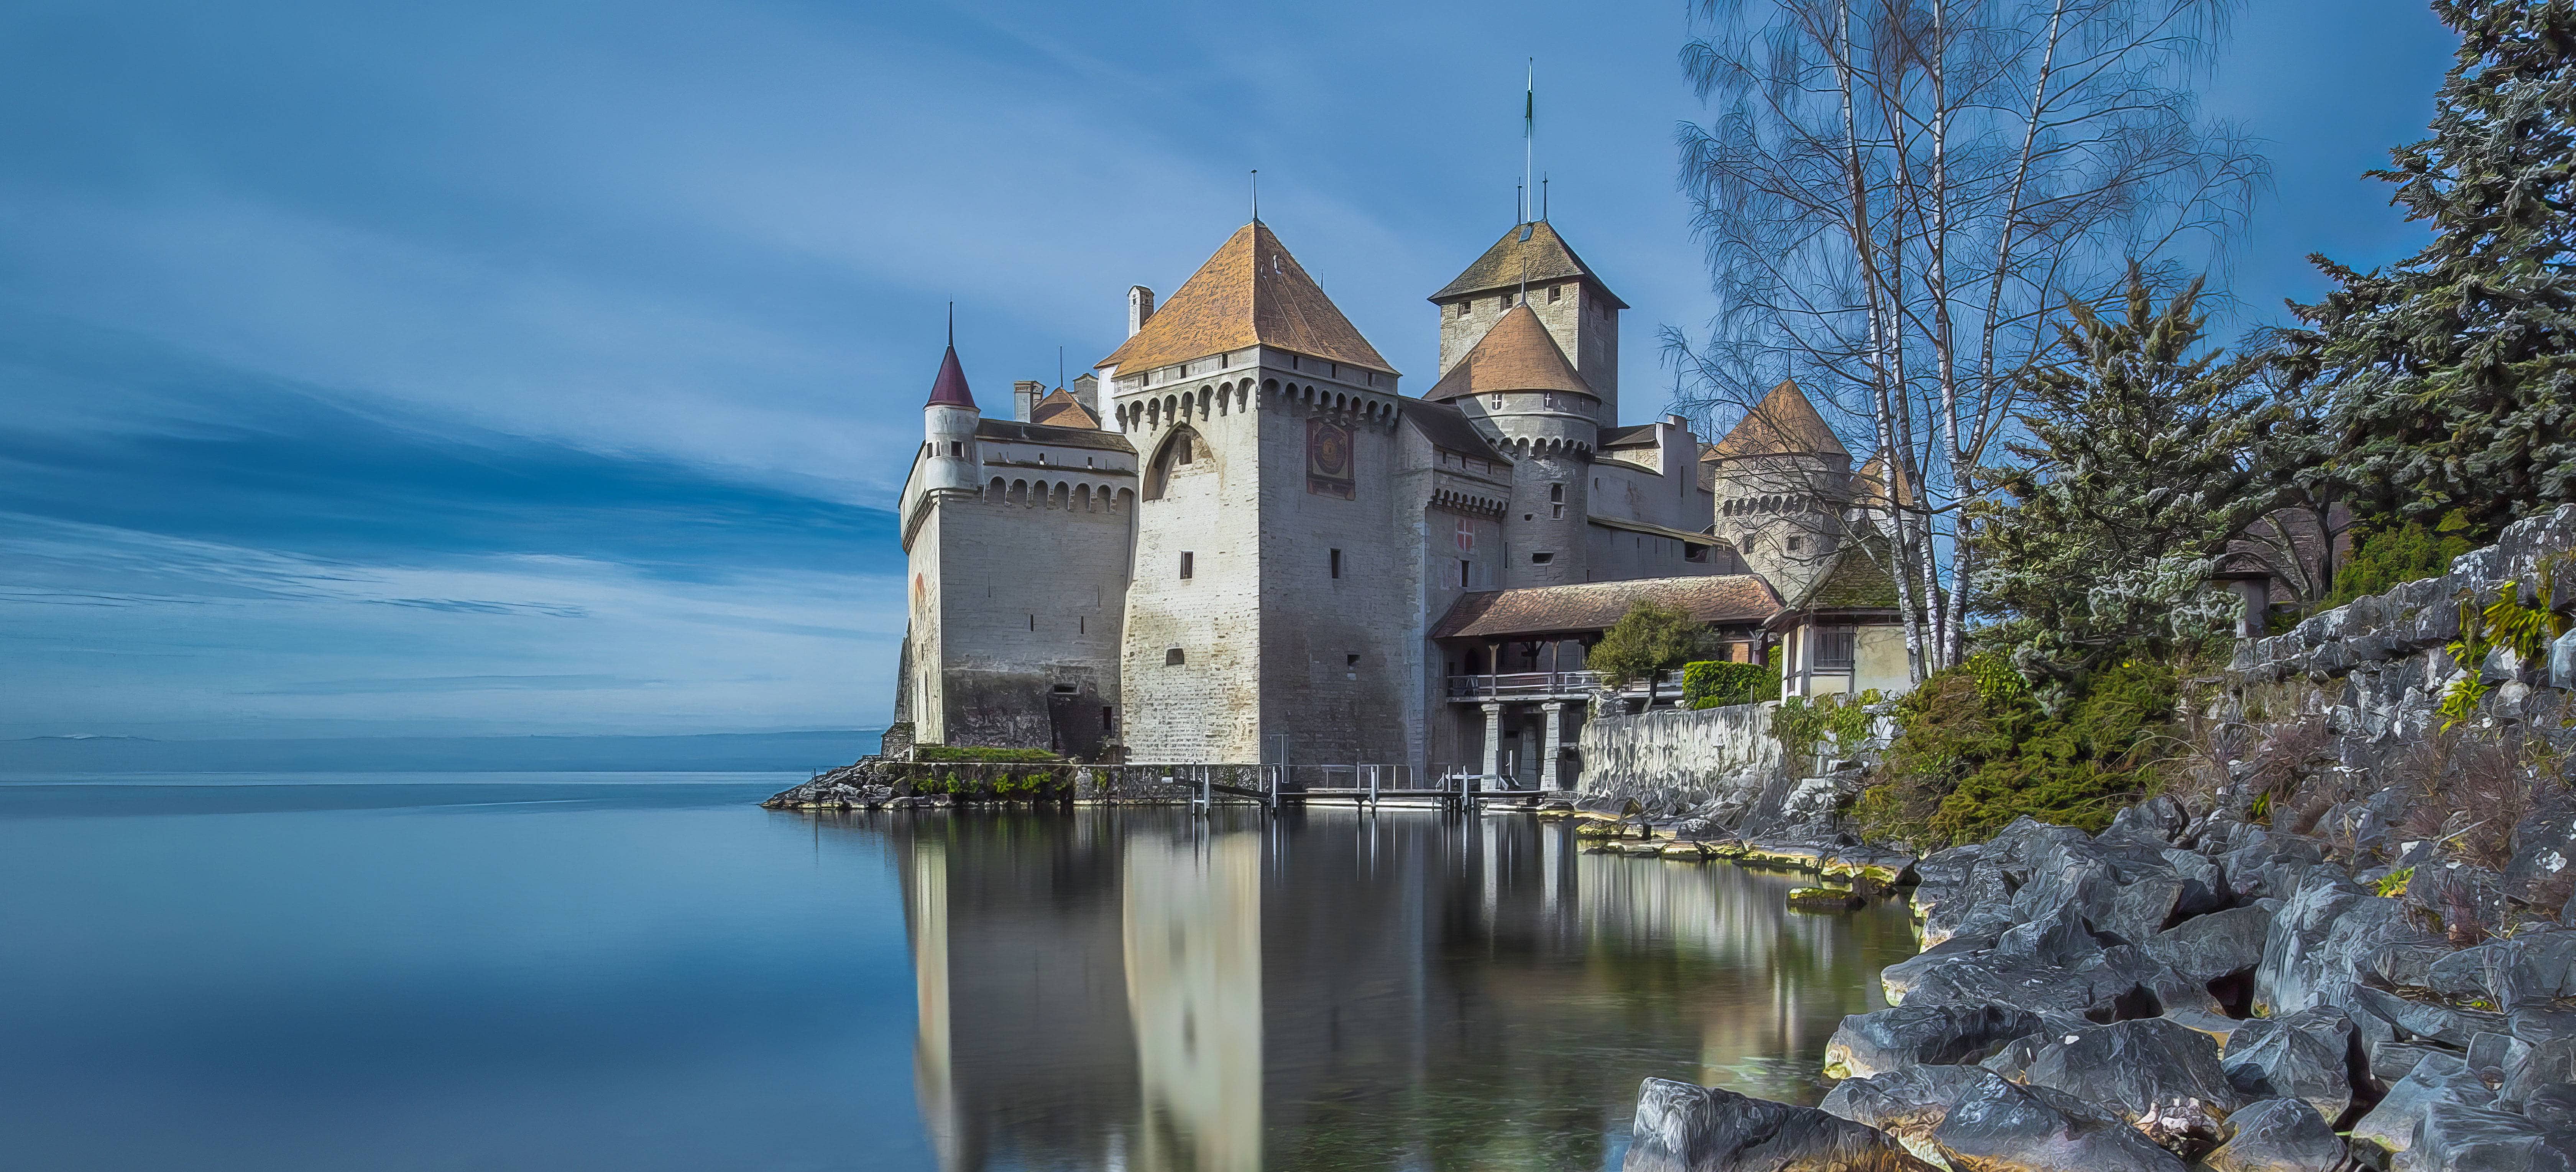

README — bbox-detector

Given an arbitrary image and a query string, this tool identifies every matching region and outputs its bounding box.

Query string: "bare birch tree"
[1666,0,2265,681]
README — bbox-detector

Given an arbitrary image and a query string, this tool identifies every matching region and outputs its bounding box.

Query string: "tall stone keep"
[1428,220,1628,424]
[1097,220,1410,767]
[1705,380,1852,602]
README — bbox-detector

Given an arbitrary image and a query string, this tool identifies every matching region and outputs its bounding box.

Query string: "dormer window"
[1456,301,1470,319]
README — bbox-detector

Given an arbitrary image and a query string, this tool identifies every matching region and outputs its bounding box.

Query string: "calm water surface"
[0,776,1916,1170]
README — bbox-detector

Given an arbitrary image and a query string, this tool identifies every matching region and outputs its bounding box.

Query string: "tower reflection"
[879,808,1914,1172]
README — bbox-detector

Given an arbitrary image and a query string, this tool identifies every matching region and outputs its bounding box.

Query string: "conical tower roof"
[926,345,976,409]
[1708,380,1847,459]
[1429,220,1628,309]
[1422,304,1596,403]
[1097,221,1396,376]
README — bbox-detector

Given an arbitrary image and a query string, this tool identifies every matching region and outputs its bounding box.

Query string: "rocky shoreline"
[1594,793,2576,1172]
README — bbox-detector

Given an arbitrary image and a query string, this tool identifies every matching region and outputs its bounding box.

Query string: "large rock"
[2351,1051,2496,1161]
[1900,906,2219,1021]
[2430,933,2576,1009]
[2256,874,2446,1017]
[1822,1004,2054,1078]
[1621,1077,1936,1172]
[2201,1097,2347,1172]
[2023,1017,2241,1153]
[2352,984,2508,1048]
[2221,1007,2358,1126]
[1930,1073,2187,1172]
[2504,1035,2576,1108]
[1819,1065,1993,1166]
[2146,905,2273,990]
[2404,1101,2576,1172]
[1918,864,2017,949]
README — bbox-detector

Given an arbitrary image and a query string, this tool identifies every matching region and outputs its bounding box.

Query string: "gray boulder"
[2201,1097,2347,1172]
[2023,1017,2241,1153]
[1930,1073,2187,1172]
[2526,1084,2576,1129]
[2431,933,2576,1009]
[1621,1077,1936,1172]
[2352,984,2508,1048]
[2256,875,2446,1017]
[2221,1007,2359,1125]
[2351,1051,2496,1161]
[2146,904,2273,990]
[1918,864,2017,948]
[1878,932,1996,1005]
[1822,1003,2054,1078]
[1819,1065,1992,1166]
[2504,1035,2576,1108]
[2404,1101,2576,1172]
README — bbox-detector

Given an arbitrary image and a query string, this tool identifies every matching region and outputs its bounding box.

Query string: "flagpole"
[1524,58,1534,224]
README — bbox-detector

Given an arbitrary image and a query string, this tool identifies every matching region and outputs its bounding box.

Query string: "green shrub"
[1772,690,1881,762]
[2321,512,2474,610]
[1590,602,1715,689]
[914,745,1060,763]
[1856,654,2177,850]
[1684,661,1781,708]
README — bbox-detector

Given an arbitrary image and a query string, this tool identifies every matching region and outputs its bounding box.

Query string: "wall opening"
[1329,549,1342,579]
[1180,551,1194,579]
[1165,648,1185,666]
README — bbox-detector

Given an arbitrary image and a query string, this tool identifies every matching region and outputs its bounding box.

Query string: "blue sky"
[0,0,2455,738]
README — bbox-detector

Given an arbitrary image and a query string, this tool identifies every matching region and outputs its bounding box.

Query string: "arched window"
[1142,427,1205,501]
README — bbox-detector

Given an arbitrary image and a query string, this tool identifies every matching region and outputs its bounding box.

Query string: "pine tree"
[1974,269,2270,685]
[2280,0,2576,536]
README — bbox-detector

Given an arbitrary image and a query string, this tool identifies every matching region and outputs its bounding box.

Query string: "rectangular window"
[1180,552,1194,579]
[1543,393,1556,409]
[1549,483,1563,502]
[1102,706,1116,731]
[1548,284,1562,303]
[1346,654,1360,667]
[1531,551,1554,565]
[1817,631,1857,669]
[1027,614,1035,630]
[1490,393,1504,410]
[1459,559,1472,587]
[1456,301,1469,319]
[1165,648,1185,666]
[1551,503,1564,518]
[1329,549,1343,579]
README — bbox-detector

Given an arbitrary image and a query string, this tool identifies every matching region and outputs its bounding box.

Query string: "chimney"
[1127,286,1155,338]
[1013,381,1043,422]
[1071,373,1101,420]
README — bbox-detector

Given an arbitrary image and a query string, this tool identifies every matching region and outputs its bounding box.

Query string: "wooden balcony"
[1443,669,1686,704]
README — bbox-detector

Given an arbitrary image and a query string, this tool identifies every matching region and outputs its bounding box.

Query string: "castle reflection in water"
[871,808,1915,1172]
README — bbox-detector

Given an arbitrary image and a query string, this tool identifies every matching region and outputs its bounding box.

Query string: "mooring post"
[1367,764,1378,809]
[1199,768,1209,812]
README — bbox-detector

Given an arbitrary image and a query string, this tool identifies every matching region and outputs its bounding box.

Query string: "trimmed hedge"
[1684,660,1781,709]
[913,745,1061,763]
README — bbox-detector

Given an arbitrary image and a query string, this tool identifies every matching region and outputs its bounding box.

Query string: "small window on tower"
[949,442,962,457]
[1330,549,1343,579]
[1532,552,1554,565]
[1346,654,1360,667]
[1788,536,1804,553]
[1549,284,1562,303]
[1165,648,1185,666]
[1459,559,1473,587]
[1102,706,1116,731]
[1456,301,1469,319]
[1490,393,1504,411]
[1180,552,1195,579]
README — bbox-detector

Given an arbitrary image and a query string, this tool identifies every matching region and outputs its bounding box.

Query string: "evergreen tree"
[1587,602,1712,690]
[2280,0,2576,536]
[1974,269,2270,687]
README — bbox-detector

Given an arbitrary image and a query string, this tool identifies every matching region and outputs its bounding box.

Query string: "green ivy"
[1684,661,1782,708]
[2438,577,2568,730]
[1772,690,1880,762]
[914,745,1061,763]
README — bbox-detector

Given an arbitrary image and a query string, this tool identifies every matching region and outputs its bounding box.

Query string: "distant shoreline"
[0,730,883,774]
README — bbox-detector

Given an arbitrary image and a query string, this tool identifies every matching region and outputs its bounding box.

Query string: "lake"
[0,776,1916,1170]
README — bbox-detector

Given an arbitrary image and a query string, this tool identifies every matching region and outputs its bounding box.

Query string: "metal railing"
[1444,669,1686,701]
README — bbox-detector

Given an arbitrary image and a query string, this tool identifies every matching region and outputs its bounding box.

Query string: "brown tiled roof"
[1429,221,1630,309]
[1431,575,1781,640]
[1709,380,1848,459]
[1422,304,1597,403]
[1403,399,1511,463]
[973,418,1135,453]
[1097,221,1396,376]
[1028,388,1100,429]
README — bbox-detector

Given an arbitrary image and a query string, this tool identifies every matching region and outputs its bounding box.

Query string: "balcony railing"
[1444,669,1686,702]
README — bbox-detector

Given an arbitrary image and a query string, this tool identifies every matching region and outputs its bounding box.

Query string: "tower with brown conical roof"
[1429,219,1628,423]
[1704,380,1853,601]
[1423,303,1599,586]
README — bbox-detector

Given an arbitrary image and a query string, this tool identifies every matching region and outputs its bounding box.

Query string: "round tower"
[1422,303,1599,587]
[1706,380,1852,600]
[921,341,982,496]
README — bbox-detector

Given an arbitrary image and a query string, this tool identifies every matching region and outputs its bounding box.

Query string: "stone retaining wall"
[1577,702,1782,803]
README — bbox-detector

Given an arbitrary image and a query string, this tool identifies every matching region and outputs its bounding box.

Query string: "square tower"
[1097,222,1413,768]
[1428,220,1628,423]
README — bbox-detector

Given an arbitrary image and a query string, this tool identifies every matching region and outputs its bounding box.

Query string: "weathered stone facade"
[894,217,1912,771]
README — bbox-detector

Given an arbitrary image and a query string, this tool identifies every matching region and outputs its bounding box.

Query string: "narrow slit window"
[1459,559,1472,588]
[1180,551,1194,579]
[1329,549,1342,579]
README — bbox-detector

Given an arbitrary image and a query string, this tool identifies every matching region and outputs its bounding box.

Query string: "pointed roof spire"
[1708,380,1846,459]
[1097,222,1396,375]
[1423,304,1595,403]
[926,306,976,409]
[1431,220,1627,308]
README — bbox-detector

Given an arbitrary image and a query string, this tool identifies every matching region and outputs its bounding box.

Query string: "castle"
[894,218,1910,785]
